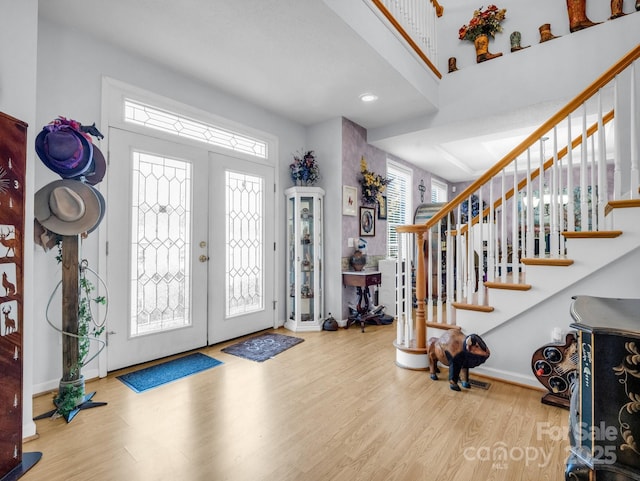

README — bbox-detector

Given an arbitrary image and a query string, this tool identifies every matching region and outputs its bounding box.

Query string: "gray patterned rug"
[221,332,304,362]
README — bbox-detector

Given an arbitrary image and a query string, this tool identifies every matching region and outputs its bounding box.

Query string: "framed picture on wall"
[378,196,387,220]
[342,185,357,216]
[359,206,375,236]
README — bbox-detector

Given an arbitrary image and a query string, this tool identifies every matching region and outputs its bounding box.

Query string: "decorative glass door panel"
[130,152,191,336]
[226,171,264,317]
[207,152,274,344]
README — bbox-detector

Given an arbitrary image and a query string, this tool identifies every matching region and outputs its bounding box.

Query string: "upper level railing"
[369,0,443,79]
[395,44,640,351]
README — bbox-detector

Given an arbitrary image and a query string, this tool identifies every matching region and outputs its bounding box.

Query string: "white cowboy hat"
[34,179,102,236]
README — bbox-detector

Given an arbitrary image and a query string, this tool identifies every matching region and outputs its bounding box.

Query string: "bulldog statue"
[427,329,490,391]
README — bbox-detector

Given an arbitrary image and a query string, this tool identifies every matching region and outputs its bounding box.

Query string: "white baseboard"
[32,367,100,397]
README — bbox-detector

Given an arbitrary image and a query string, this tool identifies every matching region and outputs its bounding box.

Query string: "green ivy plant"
[54,384,85,418]
[75,271,106,376]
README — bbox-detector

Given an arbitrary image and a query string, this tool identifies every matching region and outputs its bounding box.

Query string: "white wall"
[0,0,39,439]
[439,0,639,74]
[369,5,640,144]
[307,118,344,320]
[438,10,640,125]
[475,246,640,388]
[33,18,308,392]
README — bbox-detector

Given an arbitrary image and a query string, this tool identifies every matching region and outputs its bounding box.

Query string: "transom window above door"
[124,99,268,159]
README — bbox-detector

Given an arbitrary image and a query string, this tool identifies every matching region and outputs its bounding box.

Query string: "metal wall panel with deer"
[0,112,27,477]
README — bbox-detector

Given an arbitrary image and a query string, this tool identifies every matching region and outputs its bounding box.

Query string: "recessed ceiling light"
[360,93,378,103]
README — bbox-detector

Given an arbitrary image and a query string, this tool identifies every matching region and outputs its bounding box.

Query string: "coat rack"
[34,234,106,423]
[33,117,108,424]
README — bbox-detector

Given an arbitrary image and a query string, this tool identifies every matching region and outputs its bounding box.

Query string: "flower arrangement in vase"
[359,156,390,206]
[290,150,319,186]
[458,5,507,63]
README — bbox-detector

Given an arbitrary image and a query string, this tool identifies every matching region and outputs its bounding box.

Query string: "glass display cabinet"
[285,186,324,331]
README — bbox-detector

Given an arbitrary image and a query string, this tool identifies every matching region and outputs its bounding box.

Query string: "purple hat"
[35,118,94,178]
[83,144,106,186]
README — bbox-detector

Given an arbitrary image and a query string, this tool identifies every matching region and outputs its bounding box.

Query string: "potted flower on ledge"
[458,5,507,63]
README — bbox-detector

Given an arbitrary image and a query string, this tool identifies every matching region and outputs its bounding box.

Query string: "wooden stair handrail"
[398,109,615,236]
[472,109,614,231]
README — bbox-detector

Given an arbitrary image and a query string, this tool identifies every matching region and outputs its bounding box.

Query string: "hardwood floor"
[25,324,570,481]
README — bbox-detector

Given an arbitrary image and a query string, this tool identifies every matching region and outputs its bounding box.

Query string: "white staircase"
[457,203,640,336]
[393,45,640,386]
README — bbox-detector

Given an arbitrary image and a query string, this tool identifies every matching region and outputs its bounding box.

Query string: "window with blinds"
[432,178,448,203]
[386,161,413,258]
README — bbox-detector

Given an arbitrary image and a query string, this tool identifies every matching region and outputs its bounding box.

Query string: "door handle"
[199,255,210,262]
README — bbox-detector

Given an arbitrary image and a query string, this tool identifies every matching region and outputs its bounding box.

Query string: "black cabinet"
[566,296,640,481]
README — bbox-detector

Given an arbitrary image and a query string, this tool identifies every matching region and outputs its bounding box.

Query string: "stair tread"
[563,230,622,238]
[605,199,640,215]
[521,258,574,266]
[451,302,494,312]
[484,281,532,290]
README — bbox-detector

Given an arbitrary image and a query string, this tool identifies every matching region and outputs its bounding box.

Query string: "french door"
[206,152,275,343]
[106,128,274,371]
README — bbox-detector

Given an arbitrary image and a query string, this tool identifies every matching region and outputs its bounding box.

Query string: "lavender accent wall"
[340,117,437,318]
[342,118,386,259]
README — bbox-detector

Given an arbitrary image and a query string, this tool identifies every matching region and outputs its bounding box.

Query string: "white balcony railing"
[369,0,443,78]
